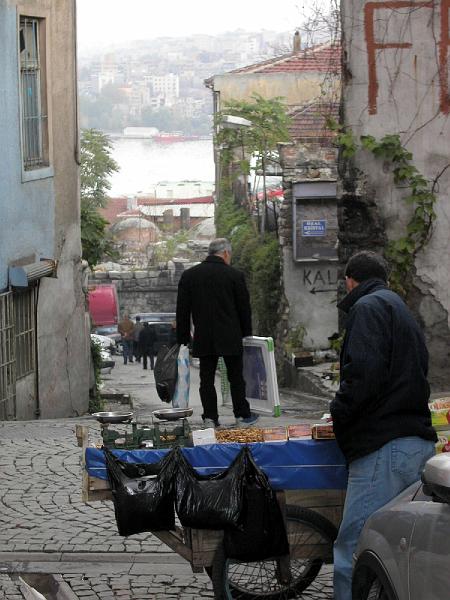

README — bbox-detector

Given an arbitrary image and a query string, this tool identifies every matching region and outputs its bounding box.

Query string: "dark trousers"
[199,354,250,422]
[142,352,154,370]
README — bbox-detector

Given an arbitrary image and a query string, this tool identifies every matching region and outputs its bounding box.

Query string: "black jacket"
[176,255,252,357]
[330,278,436,463]
[138,325,156,354]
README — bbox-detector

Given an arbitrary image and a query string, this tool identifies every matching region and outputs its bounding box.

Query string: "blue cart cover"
[85,440,347,490]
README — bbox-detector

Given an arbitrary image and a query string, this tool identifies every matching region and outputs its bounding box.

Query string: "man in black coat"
[138,322,156,370]
[176,238,258,428]
[331,251,437,600]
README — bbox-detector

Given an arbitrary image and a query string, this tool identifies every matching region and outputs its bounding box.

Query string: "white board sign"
[221,336,281,416]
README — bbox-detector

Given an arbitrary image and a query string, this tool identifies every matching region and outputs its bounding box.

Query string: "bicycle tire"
[211,505,338,600]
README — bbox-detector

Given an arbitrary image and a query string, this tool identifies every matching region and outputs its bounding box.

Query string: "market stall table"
[77,426,347,599]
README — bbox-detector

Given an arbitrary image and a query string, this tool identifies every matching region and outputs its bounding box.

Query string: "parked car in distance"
[90,334,115,373]
[352,453,450,600]
[131,313,177,353]
[131,312,175,323]
[92,324,121,348]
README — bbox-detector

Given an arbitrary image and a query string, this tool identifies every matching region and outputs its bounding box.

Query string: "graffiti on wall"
[302,267,338,295]
[364,0,450,114]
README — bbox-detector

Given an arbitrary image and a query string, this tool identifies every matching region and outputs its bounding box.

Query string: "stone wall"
[341,0,450,389]
[89,263,196,315]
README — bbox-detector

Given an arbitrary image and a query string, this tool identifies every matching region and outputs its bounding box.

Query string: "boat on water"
[153,132,200,143]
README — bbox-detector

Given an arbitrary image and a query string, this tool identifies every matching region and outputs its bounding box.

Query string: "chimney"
[293,30,301,54]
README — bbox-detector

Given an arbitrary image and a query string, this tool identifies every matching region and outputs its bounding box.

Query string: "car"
[352,453,450,600]
[131,313,177,354]
[91,333,116,354]
[90,334,115,373]
[92,324,121,345]
[131,312,175,323]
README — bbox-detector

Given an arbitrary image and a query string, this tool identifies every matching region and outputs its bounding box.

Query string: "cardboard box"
[287,424,312,440]
[263,426,288,442]
[311,423,335,440]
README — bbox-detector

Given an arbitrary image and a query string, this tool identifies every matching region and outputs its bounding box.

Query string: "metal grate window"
[19,17,49,170]
[14,289,36,380]
[0,292,16,420]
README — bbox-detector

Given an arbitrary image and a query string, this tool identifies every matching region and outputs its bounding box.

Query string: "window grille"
[0,292,16,420]
[14,288,36,380]
[19,17,49,170]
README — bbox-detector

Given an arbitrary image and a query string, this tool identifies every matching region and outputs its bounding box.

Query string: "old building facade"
[0,0,89,419]
[207,41,341,351]
[341,0,450,388]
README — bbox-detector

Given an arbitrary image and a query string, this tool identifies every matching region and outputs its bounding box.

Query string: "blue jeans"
[122,340,133,364]
[333,436,435,600]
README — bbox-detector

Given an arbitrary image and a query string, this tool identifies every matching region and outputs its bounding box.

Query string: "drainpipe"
[34,281,41,418]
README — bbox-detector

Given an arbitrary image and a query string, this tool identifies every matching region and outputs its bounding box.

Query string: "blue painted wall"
[0,6,55,291]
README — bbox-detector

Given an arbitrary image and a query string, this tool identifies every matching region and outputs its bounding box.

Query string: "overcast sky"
[77,0,302,52]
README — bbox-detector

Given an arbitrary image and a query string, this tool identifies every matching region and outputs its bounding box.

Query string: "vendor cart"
[77,425,346,599]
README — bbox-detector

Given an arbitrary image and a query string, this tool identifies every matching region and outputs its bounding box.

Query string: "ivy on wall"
[216,192,281,336]
[328,119,438,296]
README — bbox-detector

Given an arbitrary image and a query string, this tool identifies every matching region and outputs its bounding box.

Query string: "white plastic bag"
[172,345,190,408]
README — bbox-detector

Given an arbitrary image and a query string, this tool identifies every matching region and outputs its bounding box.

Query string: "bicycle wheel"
[211,505,337,599]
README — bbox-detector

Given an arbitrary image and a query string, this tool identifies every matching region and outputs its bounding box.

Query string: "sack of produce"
[104,446,176,535]
[175,446,247,530]
[172,344,190,409]
[154,344,180,403]
[224,448,289,561]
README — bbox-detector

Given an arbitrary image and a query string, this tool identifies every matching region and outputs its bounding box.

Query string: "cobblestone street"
[0,364,334,599]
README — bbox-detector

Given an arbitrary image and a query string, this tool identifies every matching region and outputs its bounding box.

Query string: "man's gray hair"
[208,238,232,256]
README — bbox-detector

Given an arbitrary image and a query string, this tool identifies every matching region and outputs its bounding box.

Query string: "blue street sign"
[301,220,327,237]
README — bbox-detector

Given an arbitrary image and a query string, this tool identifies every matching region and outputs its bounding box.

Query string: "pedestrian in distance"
[331,251,437,600]
[118,313,135,365]
[133,315,144,362]
[138,321,156,370]
[176,238,259,429]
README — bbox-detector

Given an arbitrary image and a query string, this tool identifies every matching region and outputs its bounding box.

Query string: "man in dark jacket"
[138,322,156,370]
[331,251,437,600]
[176,238,258,428]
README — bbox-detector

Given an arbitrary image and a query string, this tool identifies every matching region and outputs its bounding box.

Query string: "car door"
[408,496,450,600]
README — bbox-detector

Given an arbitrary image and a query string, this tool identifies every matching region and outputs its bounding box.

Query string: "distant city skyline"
[77,0,302,53]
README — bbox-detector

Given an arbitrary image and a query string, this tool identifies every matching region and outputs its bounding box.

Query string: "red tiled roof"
[100,197,128,224]
[135,196,214,206]
[287,102,339,141]
[229,44,341,75]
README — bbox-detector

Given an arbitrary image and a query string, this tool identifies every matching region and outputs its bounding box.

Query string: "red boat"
[153,132,200,143]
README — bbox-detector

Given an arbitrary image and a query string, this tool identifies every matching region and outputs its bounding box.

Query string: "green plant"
[215,94,290,232]
[150,230,191,264]
[80,129,120,267]
[329,332,344,354]
[284,325,307,354]
[80,129,119,208]
[328,118,437,296]
[89,338,105,413]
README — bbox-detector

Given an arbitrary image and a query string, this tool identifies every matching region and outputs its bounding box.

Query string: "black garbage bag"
[104,446,177,535]
[175,446,247,530]
[154,344,180,402]
[224,448,289,561]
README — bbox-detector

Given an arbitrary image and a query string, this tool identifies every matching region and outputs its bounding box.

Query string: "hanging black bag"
[175,446,247,530]
[154,344,180,402]
[104,446,176,536]
[223,447,289,561]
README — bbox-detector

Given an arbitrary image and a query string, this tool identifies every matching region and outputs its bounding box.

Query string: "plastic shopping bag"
[174,446,247,530]
[223,448,289,561]
[104,446,177,535]
[154,344,180,403]
[172,345,190,408]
